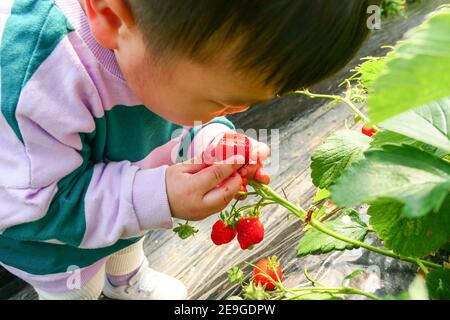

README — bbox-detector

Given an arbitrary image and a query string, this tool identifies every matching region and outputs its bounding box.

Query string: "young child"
[0,0,378,300]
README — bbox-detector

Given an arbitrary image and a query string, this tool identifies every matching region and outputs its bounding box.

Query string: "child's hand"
[166,155,245,221]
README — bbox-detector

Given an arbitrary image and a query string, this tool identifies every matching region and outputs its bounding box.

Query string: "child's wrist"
[132,166,173,230]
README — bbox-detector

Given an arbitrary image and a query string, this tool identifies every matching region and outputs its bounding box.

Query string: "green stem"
[253,183,443,270]
[279,286,381,300]
[296,90,379,130]
[309,217,441,269]
[254,184,307,221]
[304,268,325,287]
[416,259,430,275]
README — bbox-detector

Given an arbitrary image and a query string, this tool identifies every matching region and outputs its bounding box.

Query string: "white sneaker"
[102,260,188,300]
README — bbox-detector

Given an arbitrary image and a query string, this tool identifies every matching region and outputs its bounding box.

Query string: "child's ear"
[84,0,135,49]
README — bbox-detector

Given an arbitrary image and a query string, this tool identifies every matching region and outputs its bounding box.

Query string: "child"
[0,0,378,300]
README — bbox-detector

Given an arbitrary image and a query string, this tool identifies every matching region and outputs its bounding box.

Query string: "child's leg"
[35,264,105,300]
[103,238,188,300]
[1,259,107,300]
[105,238,145,286]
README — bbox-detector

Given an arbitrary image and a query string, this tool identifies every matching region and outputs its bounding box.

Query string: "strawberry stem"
[296,89,380,131]
[249,182,444,270]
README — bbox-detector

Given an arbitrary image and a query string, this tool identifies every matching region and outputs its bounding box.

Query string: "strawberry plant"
[221,6,450,300]
[175,6,450,300]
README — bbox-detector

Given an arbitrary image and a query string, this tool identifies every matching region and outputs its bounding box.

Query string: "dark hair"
[126,0,381,94]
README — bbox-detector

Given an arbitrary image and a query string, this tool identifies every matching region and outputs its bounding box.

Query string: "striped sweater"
[0,0,234,277]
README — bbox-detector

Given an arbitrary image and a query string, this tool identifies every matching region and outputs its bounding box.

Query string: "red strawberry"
[211,220,236,245]
[253,256,283,291]
[216,133,251,164]
[236,217,264,250]
[361,126,376,137]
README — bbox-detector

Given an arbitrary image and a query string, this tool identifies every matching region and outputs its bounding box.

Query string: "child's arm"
[0,58,238,249]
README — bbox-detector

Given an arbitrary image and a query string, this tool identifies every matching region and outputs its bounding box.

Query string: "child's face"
[82,0,275,126]
[116,43,275,126]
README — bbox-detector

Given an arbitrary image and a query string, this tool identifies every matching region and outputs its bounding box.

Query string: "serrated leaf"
[311,130,371,189]
[355,56,388,92]
[371,130,446,158]
[368,7,450,123]
[379,97,450,153]
[331,145,450,218]
[370,130,423,148]
[426,269,450,300]
[297,209,368,257]
[368,198,450,257]
[313,188,331,203]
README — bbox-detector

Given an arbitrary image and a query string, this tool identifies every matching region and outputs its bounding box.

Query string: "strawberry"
[236,217,264,250]
[216,133,251,164]
[361,126,376,137]
[253,256,283,291]
[211,219,236,245]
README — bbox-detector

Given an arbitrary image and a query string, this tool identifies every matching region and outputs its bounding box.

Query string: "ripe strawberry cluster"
[210,207,265,250]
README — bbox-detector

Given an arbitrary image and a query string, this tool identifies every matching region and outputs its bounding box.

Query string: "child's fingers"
[238,163,260,179]
[193,155,245,192]
[247,138,270,163]
[178,154,210,174]
[254,141,271,162]
[255,167,271,184]
[202,173,243,213]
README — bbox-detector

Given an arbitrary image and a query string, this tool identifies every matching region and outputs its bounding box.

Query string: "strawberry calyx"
[242,282,271,300]
[219,210,238,229]
[265,256,281,272]
[173,221,198,240]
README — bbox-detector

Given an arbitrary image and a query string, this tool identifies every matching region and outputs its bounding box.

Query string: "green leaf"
[331,145,450,218]
[311,130,371,189]
[379,97,450,153]
[313,188,331,203]
[355,56,388,92]
[368,198,450,257]
[297,209,368,257]
[371,130,446,158]
[426,269,450,300]
[370,130,423,149]
[368,7,450,123]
